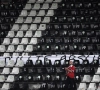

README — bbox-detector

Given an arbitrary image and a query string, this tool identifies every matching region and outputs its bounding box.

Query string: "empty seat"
[0,75,5,82]
[42,17,50,23]
[6,60,15,67]
[20,10,27,16]
[22,53,29,56]
[46,10,54,16]
[24,45,33,52]
[11,24,19,31]
[29,38,37,44]
[15,17,24,23]
[1,68,10,74]
[0,45,6,52]
[0,60,5,67]
[24,31,33,37]
[82,75,91,82]
[28,10,36,16]
[45,0,53,3]
[41,4,49,9]
[2,38,10,45]
[36,0,44,3]
[29,24,37,31]
[24,4,32,9]
[53,0,62,2]
[78,83,87,90]
[12,38,19,45]
[20,38,28,44]
[33,17,41,23]
[15,31,24,37]
[6,45,15,52]
[28,0,36,3]
[33,31,42,37]
[10,67,19,74]
[38,24,46,30]
[20,24,28,31]
[96,67,100,74]
[50,3,58,9]
[6,31,15,37]
[15,45,24,52]
[24,17,32,23]
[87,83,96,90]
[15,59,24,67]
[6,75,15,82]
[2,83,10,90]
[91,75,100,82]
[37,10,45,16]
[3,53,10,57]
[32,4,40,9]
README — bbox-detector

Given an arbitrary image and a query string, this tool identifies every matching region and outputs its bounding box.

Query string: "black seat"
[44,59,52,67]
[75,75,81,83]
[25,59,33,67]
[74,60,80,67]
[54,60,61,67]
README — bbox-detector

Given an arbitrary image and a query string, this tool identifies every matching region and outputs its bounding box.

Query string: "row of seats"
[1,37,100,45]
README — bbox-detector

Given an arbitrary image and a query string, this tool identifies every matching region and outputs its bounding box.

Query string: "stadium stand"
[0,0,100,90]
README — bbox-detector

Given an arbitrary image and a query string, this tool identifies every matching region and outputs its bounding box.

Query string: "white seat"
[2,83,10,90]
[15,45,24,52]
[20,24,28,31]
[28,0,36,3]
[12,53,19,56]
[2,38,10,45]
[0,75,5,82]
[1,68,10,74]
[28,10,36,16]
[33,31,41,37]
[42,17,50,23]
[15,17,23,23]
[24,4,32,9]
[11,38,19,45]
[78,83,87,90]
[24,31,33,37]
[24,17,32,23]
[41,4,49,9]
[29,24,37,31]
[6,45,15,52]
[91,75,100,82]
[10,67,19,74]
[45,0,53,3]
[6,31,15,37]
[53,0,62,2]
[87,83,96,90]
[96,67,100,74]
[15,31,24,37]
[46,10,54,16]
[24,45,33,52]
[0,45,6,52]
[22,53,29,56]
[33,17,41,23]
[6,60,15,67]
[36,0,44,3]
[29,38,37,44]
[20,38,28,44]
[50,3,58,9]
[38,24,46,30]
[6,75,14,82]
[0,60,5,67]
[3,53,10,57]
[82,75,91,82]
[11,24,19,31]
[37,10,45,16]
[15,59,24,67]
[20,10,27,16]
[32,4,40,9]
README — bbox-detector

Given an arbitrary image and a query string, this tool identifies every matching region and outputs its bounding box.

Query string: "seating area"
[0,0,100,56]
[0,55,99,90]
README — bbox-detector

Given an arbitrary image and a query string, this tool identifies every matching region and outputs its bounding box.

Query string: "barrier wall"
[0,55,100,64]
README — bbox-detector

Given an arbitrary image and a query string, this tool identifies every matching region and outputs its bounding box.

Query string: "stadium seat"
[87,83,96,90]
[11,38,19,45]
[82,75,91,82]
[1,68,10,74]
[10,68,19,74]
[0,75,5,82]
[91,75,100,82]
[78,83,87,90]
